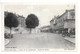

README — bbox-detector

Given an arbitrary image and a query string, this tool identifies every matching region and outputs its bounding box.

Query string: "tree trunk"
[29,28,32,34]
[10,28,12,38]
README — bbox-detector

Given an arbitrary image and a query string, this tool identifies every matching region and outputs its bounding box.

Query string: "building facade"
[17,15,26,28]
[50,9,75,35]
[39,26,52,32]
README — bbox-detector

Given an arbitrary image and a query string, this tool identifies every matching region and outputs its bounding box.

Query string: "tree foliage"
[25,14,39,33]
[5,12,19,38]
[25,14,39,28]
[5,12,19,28]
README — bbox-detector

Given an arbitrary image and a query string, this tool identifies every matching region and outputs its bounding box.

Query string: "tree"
[5,12,19,37]
[25,14,39,33]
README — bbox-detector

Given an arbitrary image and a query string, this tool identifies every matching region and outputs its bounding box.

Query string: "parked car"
[62,31,70,37]
[4,33,13,39]
[62,29,75,37]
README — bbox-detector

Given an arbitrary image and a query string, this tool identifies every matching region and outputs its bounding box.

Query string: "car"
[62,31,70,37]
[4,33,13,39]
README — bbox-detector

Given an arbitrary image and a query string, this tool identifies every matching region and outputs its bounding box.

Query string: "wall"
[17,16,26,28]
[64,20,75,28]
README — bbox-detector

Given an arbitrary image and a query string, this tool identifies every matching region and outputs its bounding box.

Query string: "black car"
[4,33,13,39]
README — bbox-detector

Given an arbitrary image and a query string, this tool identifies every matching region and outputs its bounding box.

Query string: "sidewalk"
[64,35,75,44]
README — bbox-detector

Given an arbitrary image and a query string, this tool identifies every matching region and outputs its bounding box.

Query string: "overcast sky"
[4,4,74,28]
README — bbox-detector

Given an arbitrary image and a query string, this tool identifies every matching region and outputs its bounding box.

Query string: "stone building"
[39,26,51,32]
[17,15,26,28]
[50,9,75,34]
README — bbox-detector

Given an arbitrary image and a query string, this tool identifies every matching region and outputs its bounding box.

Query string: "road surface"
[5,33,75,49]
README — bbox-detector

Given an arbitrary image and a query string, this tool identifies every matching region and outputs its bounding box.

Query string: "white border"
[0,0,80,54]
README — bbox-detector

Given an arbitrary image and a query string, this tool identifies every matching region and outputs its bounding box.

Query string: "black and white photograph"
[3,3,76,51]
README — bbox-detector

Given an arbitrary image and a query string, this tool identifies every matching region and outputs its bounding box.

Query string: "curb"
[64,38,75,44]
[5,39,11,46]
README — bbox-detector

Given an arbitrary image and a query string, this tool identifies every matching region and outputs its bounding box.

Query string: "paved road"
[5,33,75,49]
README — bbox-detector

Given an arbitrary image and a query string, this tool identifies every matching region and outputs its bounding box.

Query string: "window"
[70,12,75,19]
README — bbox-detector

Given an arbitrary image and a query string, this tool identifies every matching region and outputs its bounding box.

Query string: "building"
[17,15,26,28]
[39,26,52,32]
[14,15,26,33]
[50,16,59,33]
[4,11,8,18]
[50,9,75,35]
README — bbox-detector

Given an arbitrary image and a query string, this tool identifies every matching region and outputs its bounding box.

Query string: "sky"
[4,4,74,28]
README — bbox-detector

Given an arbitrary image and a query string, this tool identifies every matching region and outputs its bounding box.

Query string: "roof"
[50,18,54,22]
[59,9,75,19]
[40,25,51,29]
[54,9,75,19]
[18,15,25,18]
